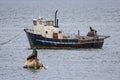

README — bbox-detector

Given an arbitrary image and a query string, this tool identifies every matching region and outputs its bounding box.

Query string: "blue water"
[0,0,120,80]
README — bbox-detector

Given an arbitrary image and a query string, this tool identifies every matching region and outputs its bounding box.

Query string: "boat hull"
[24,29,104,49]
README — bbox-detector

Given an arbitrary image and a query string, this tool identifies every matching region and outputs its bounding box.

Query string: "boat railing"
[25,28,34,32]
[97,35,110,39]
[63,33,77,39]
[25,28,43,34]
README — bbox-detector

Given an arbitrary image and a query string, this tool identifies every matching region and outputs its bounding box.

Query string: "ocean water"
[0,0,120,80]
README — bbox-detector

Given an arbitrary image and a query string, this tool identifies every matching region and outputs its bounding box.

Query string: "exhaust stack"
[54,10,59,27]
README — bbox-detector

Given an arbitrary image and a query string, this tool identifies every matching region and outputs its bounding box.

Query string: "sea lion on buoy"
[23,48,46,69]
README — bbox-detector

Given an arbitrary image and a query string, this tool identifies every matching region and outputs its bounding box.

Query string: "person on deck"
[87,27,97,37]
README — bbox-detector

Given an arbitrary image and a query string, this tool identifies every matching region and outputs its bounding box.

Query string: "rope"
[0,30,23,45]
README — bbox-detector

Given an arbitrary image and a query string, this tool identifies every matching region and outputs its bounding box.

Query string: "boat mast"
[78,30,80,36]
[54,10,59,27]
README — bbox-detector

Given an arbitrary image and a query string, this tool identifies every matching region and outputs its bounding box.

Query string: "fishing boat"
[24,10,110,49]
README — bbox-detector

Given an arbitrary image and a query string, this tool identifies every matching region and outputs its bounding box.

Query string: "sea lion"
[27,48,37,60]
[23,48,46,69]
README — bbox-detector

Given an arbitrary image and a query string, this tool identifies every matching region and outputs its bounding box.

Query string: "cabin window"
[43,22,47,26]
[46,21,54,26]
[33,20,37,25]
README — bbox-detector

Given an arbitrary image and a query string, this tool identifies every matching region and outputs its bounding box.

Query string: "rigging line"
[0,30,24,45]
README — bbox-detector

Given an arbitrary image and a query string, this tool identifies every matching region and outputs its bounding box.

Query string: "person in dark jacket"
[87,27,97,37]
[27,48,37,60]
